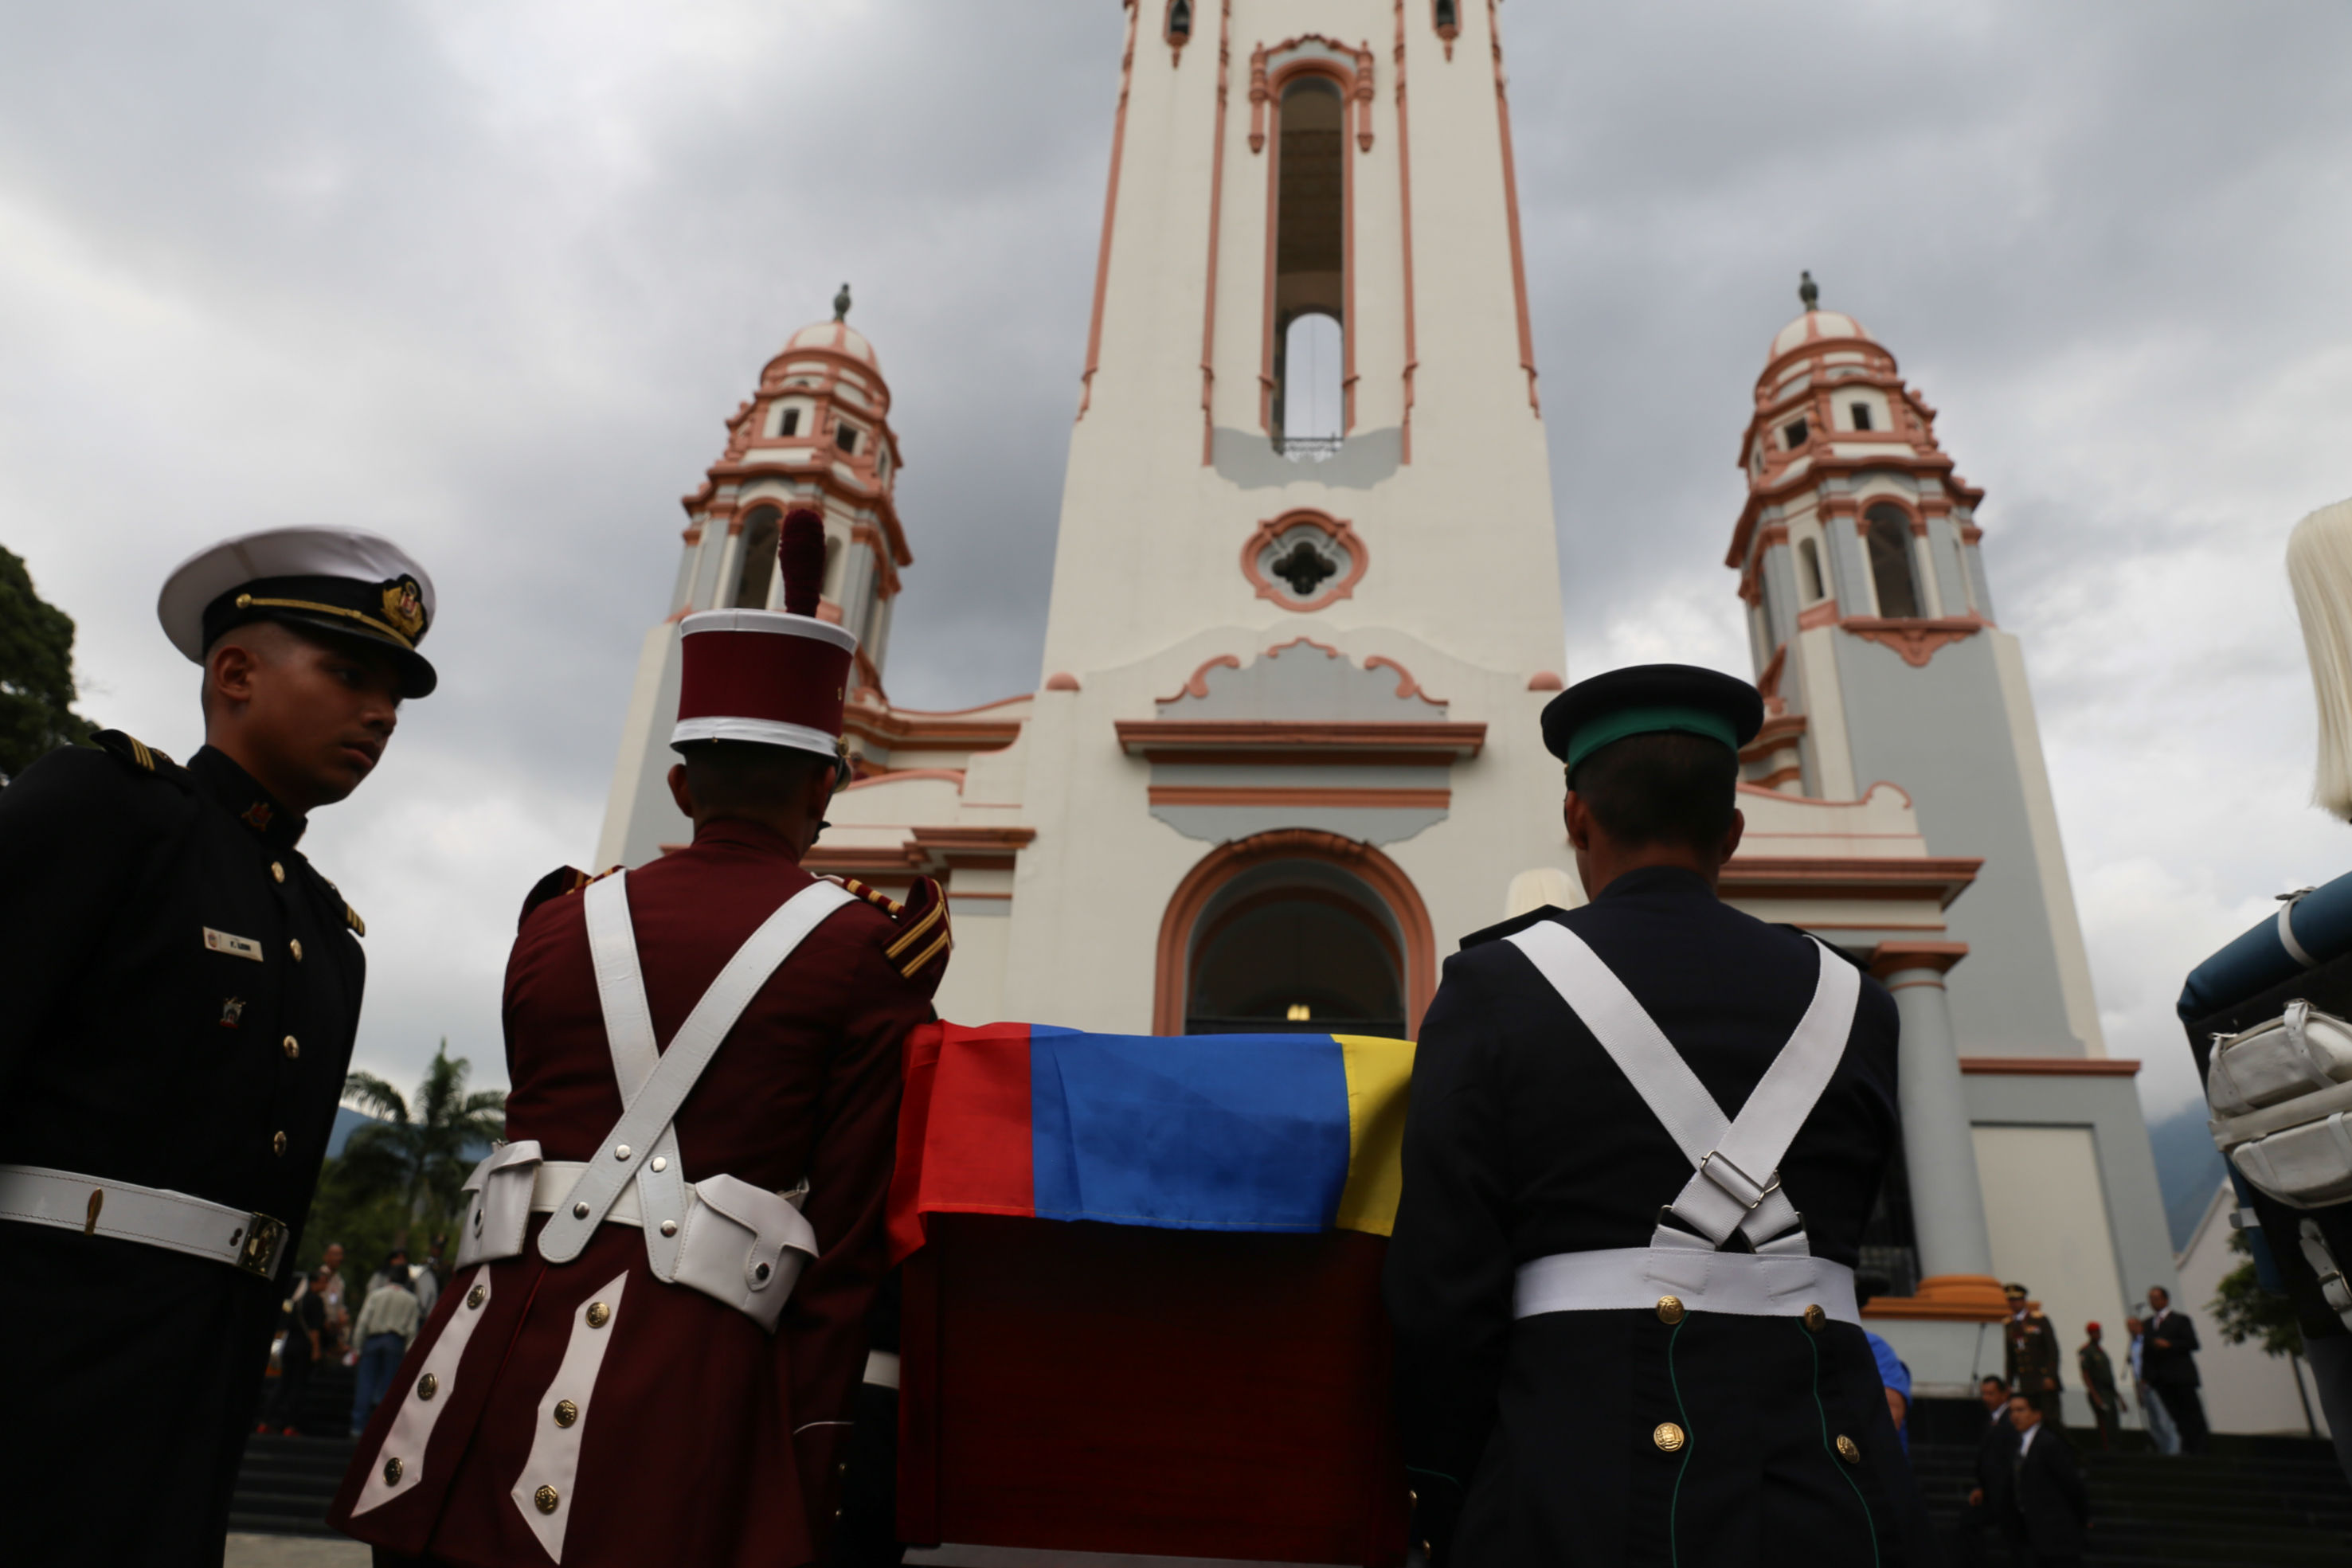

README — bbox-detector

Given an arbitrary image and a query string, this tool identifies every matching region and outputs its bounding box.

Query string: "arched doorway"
[1154,830,1435,1038]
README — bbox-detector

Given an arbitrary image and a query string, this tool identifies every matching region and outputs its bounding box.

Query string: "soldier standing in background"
[2004,1282,2066,1427]
[2077,1322,2124,1450]
[0,528,438,1564]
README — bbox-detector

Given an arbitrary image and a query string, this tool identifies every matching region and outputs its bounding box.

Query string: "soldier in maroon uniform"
[333,511,948,1567]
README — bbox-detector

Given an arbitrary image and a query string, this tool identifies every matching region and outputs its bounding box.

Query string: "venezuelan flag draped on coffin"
[887,1023,1416,1567]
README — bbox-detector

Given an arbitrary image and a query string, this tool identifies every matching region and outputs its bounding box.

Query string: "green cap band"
[1563,704,1740,775]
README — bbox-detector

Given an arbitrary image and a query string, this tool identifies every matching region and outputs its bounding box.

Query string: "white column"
[1878,948,1997,1279]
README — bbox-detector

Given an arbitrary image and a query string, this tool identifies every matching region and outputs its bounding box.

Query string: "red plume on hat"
[670,506,856,761]
[779,508,826,617]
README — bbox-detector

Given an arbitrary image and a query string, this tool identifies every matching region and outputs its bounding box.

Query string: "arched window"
[733,505,781,608]
[1272,76,1346,454]
[1434,0,1460,30]
[1166,0,1192,43]
[1184,861,1404,1037]
[1797,538,1826,602]
[1865,504,1920,619]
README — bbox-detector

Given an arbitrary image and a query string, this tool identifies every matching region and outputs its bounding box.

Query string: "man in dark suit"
[2141,1285,2209,1453]
[1960,1376,2018,1566]
[1386,664,1932,1565]
[1986,1392,2088,1566]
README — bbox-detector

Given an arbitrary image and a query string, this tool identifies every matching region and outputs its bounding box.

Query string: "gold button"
[1656,1295,1685,1325]
[554,1399,579,1428]
[1803,1304,1827,1332]
[271,862,286,884]
[1653,1421,1687,1453]
[467,1285,486,1309]
[1835,1434,1861,1464]
[416,1372,438,1401]
[272,1131,288,1156]
[283,1035,300,1059]
[585,1300,611,1329]
[290,939,303,962]
[534,1484,560,1514]
[382,1457,403,1485]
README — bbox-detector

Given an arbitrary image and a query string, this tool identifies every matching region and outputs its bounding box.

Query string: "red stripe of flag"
[888,1022,1036,1262]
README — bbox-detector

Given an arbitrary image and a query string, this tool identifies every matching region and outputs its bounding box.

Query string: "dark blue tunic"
[1384,866,1931,1566]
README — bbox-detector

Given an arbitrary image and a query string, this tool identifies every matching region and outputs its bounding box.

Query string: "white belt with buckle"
[1513,1246,1860,1325]
[0,1163,290,1279]
[524,1160,806,1230]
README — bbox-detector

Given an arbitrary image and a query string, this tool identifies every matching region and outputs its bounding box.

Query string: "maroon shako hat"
[671,509,854,769]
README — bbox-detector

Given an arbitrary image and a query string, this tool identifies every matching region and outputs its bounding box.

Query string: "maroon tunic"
[331,819,942,1566]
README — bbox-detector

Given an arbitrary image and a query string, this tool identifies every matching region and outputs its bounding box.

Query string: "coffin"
[888,1023,1415,1567]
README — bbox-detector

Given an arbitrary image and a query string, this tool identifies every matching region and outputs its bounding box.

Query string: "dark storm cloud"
[6,2,2350,1114]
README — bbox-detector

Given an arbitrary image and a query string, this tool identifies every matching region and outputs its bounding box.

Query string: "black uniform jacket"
[1384,866,1927,1566]
[0,733,366,1566]
[1986,1425,2087,1555]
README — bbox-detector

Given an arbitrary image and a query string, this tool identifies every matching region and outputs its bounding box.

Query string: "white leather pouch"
[2232,1114,2352,1209]
[672,1173,817,1333]
[454,1140,544,1269]
[2207,1000,2352,1116]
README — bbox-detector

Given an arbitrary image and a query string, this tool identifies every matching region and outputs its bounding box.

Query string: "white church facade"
[596,0,2174,1413]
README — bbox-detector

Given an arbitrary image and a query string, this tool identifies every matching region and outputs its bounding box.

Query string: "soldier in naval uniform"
[0,527,438,1566]
[1385,663,1932,1566]
[332,510,947,1567]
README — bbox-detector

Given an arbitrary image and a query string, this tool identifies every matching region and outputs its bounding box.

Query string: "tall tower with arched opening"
[811,0,1576,1038]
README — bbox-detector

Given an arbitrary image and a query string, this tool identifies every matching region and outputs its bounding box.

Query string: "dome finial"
[832,282,852,323]
[1798,270,1819,312]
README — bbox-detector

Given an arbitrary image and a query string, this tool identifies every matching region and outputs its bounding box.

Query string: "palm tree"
[341,1042,507,1249]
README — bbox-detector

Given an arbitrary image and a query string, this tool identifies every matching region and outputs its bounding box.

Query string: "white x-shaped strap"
[1505,920,1861,1256]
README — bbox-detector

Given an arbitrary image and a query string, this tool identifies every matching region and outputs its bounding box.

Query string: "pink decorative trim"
[1365,655,1447,706]
[1755,644,1787,713]
[1432,0,1459,58]
[1797,600,1840,632]
[1959,1057,2141,1077]
[1527,671,1563,691]
[1149,784,1450,809]
[1164,0,1190,62]
[1120,720,1485,759]
[1081,3,1141,422]
[1253,37,1372,436]
[1043,671,1082,692]
[1843,615,1983,667]
[1159,654,1243,704]
[1199,0,1232,463]
[816,600,844,625]
[1488,0,1538,411]
[1266,634,1345,659]
[1240,510,1369,612]
[1868,940,1968,979]
[1393,1,1418,463]
[839,768,966,792]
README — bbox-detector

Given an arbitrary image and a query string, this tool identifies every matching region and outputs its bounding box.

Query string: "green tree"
[2209,1228,2305,1358]
[339,1042,507,1251]
[0,546,96,783]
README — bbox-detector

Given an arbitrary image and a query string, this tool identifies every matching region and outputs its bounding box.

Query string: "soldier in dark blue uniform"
[0,526,438,1566]
[1385,664,1931,1566]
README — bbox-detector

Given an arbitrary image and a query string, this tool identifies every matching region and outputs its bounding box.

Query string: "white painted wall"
[1974,1124,2131,1429]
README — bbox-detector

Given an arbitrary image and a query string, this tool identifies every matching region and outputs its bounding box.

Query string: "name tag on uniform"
[204,928,264,962]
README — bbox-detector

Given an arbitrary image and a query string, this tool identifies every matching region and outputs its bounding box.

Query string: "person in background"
[361,1245,408,1301]
[1856,1273,1912,1453]
[347,1256,421,1435]
[258,1266,329,1436]
[318,1240,350,1356]
[2141,1285,2209,1453]
[2077,1321,2125,1451]
[2124,1315,2181,1455]
[2003,1281,2065,1427]
[1960,1376,2017,1566]
[1993,1392,2088,1567]
[410,1233,445,1316]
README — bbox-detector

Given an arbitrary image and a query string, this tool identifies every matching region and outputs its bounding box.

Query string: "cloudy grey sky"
[6,2,2350,1127]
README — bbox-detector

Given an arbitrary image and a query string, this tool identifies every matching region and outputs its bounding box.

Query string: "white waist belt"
[1514,1246,1861,1326]
[526,1161,804,1231]
[0,1163,290,1280]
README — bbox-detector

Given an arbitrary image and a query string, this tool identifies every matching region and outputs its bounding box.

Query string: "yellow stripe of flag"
[1333,1034,1415,1237]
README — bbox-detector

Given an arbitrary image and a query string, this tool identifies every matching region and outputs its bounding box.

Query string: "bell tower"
[1724,279,2104,1061]
[1039,0,1563,682]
